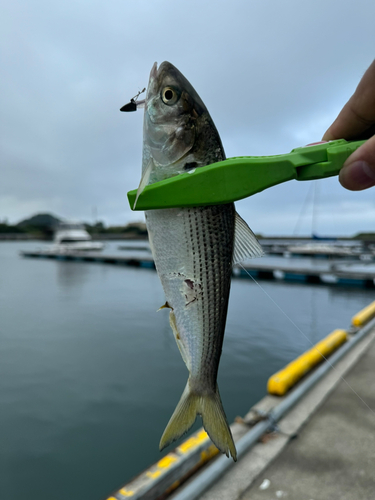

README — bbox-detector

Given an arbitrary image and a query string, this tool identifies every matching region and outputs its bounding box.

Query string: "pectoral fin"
[169,311,189,366]
[133,158,154,209]
[233,212,263,265]
[157,301,172,312]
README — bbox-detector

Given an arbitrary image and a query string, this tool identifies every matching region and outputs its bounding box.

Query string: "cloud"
[1,0,375,234]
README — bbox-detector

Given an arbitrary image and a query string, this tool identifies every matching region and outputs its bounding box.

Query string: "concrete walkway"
[189,326,375,500]
[241,331,375,500]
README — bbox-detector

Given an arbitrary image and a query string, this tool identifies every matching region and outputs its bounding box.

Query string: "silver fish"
[136,62,263,461]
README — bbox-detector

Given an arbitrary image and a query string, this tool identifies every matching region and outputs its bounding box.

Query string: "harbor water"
[0,240,373,500]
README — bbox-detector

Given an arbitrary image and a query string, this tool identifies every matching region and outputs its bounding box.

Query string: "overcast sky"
[1,0,375,236]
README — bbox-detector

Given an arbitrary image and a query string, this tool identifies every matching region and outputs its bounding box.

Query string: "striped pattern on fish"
[131,61,263,461]
[147,203,236,458]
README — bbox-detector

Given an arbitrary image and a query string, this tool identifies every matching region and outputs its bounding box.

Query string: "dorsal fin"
[233,212,263,265]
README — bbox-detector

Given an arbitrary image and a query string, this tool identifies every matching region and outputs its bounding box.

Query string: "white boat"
[48,221,104,252]
[287,243,356,258]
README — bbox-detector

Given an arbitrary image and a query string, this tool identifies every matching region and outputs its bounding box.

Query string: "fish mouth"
[145,61,180,126]
[144,62,159,123]
[150,61,158,80]
[145,62,164,127]
[146,62,159,100]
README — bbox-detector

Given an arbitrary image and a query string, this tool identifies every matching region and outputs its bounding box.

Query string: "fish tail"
[159,380,237,461]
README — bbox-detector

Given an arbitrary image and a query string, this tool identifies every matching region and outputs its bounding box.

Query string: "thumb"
[339,135,375,190]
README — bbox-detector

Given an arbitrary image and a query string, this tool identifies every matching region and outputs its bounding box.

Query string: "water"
[0,241,373,500]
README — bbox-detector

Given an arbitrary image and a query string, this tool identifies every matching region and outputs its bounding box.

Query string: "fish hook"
[120,88,146,112]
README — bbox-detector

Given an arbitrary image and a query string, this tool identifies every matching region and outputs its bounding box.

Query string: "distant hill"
[354,232,375,241]
[0,213,150,240]
[17,213,62,229]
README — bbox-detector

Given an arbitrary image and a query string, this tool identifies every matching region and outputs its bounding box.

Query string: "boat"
[48,221,104,252]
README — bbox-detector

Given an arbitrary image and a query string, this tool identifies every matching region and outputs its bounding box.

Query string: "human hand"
[322,59,375,190]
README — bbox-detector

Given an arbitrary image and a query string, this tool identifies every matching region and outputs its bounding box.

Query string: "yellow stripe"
[267,329,348,396]
[157,454,177,468]
[118,489,134,497]
[114,429,216,499]
[351,300,375,327]
[200,444,219,463]
[146,470,161,479]
[177,430,209,453]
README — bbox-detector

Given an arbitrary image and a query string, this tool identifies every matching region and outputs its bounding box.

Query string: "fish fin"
[159,381,237,461]
[200,385,237,461]
[133,158,154,209]
[233,212,263,265]
[169,311,189,367]
[157,301,172,312]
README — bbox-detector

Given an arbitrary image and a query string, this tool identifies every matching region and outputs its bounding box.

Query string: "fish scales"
[147,203,235,388]
[129,61,263,461]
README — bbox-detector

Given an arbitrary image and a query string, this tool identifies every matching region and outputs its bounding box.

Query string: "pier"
[176,319,375,500]
[105,304,375,500]
[21,250,375,287]
[18,247,375,498]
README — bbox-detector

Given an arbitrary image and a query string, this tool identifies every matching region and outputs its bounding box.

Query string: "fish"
[135,62,263,461]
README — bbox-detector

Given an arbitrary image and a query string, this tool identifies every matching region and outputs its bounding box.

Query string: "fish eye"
[161,87,179,105]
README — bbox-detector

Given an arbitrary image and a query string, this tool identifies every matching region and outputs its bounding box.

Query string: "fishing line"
[239,263,375,417]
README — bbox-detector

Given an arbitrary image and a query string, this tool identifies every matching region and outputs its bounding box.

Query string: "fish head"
[142,62,225,183]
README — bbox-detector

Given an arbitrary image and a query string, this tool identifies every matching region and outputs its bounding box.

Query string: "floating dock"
[20,251,375,287]
[259,239,375,259]
[20,251,156,268]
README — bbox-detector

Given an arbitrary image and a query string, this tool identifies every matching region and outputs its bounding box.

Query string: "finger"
[323,59,375,141]
[323,100,375,141]
[339,134,375,190]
